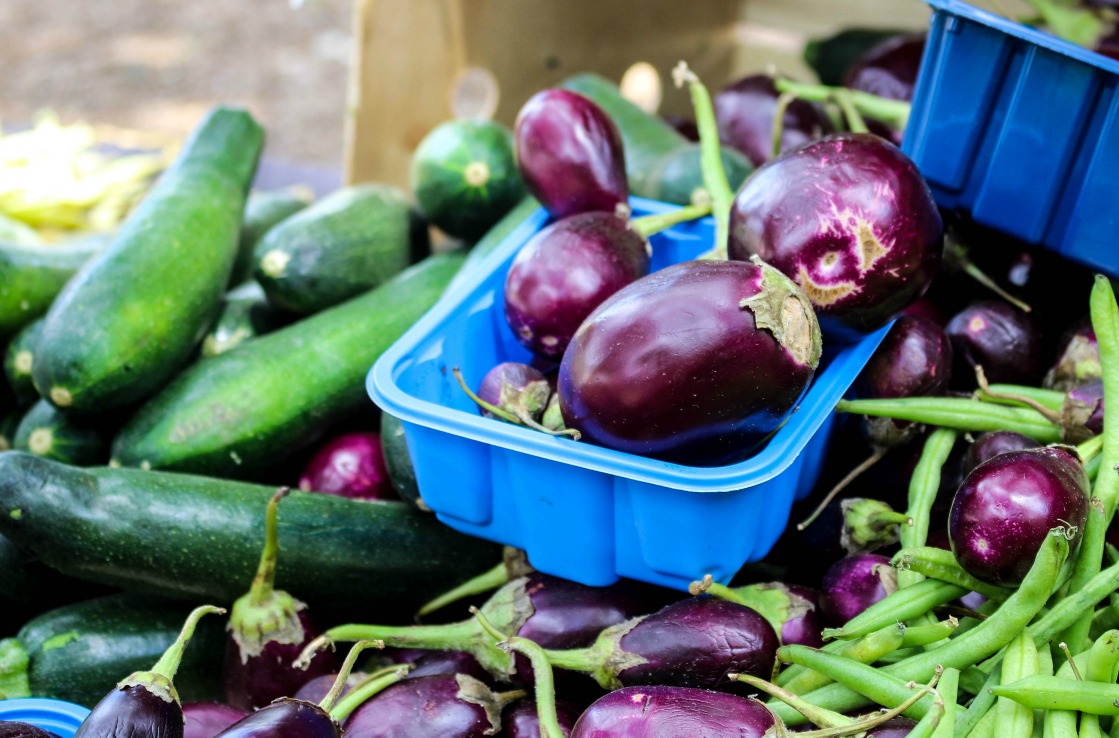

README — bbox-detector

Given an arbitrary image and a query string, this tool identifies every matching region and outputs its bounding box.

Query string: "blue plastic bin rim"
[0,697,89,733]
[367,196,893,494]
[923,0,1119,75]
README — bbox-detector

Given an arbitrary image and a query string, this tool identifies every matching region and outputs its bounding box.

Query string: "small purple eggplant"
[501,698,581,738]
[504,212,650,362]
[75,606,225,738]
[1062,380,1105,443]
[184,703,250,738]
[471,362,552,426]
[962,431,1042,478]
[945,300,1043,387]
[949,446,1089,585]
[558,258,822,465]
[728,133,944,338]
[223,489,337,710]
[570,685,776,737]
[843,33,926,145]
[514,89,628,220]
[1045,316,1101,392]
[714,73,834,167]
[298,432,396,501]
[819,553,897,627]
[0,722,60,738]
[729,581,825,648]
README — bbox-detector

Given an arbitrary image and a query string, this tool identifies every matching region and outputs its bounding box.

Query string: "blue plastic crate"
[0,698,90,737]
[903,0,1119,279]
[368,198,891,591]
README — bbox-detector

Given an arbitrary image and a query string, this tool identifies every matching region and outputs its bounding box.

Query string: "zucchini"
[410,119,525,241]
[0,234,106,342]
[201,281,290,357]
[0,452,500,620]
[0,533,34,604]
[3,319,43,406]
[230,188,313,286]
[380,411,422,510]
[253,184,426,315]
[642,143,754,206]
[0,593,225,707]
[33,107,264,413]
[13,399,109,466]
[112,251,465,478]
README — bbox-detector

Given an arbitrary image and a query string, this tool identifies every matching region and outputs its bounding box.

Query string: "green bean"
[978,384,1066,412]
[892,546,1012,603]
[957,667,999,737]
[732,673,852,728]
[959,665,989,696]
[1045,707,1079,738]
[1029,557,1119,646]
[835,397,1063,442]
[822,579,968,641]
[931,667,959,738]
[970,705,998,738]
[903,618,961,648]
[910,689,947,738]
[992,675,1119,715]
[994,629,1039,738]
[900,429,958,591]
[778,622,906,694]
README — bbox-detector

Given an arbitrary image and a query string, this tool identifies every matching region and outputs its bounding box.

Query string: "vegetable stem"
[328,660,407,723]
[150,604,226,683]
[320,640,382,715]
[774,78,911,131]
[248,487,290,607]
[630,202,711,239]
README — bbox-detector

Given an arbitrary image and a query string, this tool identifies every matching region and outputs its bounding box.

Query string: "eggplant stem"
[797,447,889,531]
[327,663,412,723]
[319,640,383,714]
[150,605,226,683]
[630,202,712,239]
[1057,641,1084,680]
[687,574,749,605]
[294,635,334,671]
[770,91,798,161]
[248,487,291,607]
[974,365,1063,425]
[774,79,911,131]
[415,560,510,622]
[832,89,868,134]
[453,367,580,439]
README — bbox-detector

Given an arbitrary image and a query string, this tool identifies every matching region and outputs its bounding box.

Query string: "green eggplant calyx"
[229,588,308,660]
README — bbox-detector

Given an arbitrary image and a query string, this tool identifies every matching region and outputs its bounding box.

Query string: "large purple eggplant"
[819,552,896,627]
[714,73,834,168]
[501,698,581,738]
[298,432,396,501]
[223,489,337,710]
[570,685,776,737]
[514,89,628,220]
[843,33,926,145]
[949,446,1089,585]
[0,723,60,738]
[1045,316,1101,392]
[945,300,1042,387]
[558,258,821,465]
[728,133,943,338]
[504,212,650,362]
[75,606,225,738]
[184,703,249,738]
[543,595,778,691]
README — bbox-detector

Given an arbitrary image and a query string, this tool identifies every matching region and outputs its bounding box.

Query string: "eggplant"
[728,132,944,339]
[183,703,249,738]
[75,605,225,738]
[949,446,1089,585]
[1062,380,1105,443]
[223,489,337,710]
[842,33,926,144]
[569,685,776,737]
[1045,316,1101,392]
[729,581,825,648]
[291,672,365,704]
[819,552,896,627]
[558,258,821,465]
[962,431,1041,478]
[514,89,628,220]
[0,722,60,738]
[298,432,396,501]
[504,212,650,362]
[714,73,834,168]
[501,698,581,738]
[474,363,551,422]
[944,300,1042,387]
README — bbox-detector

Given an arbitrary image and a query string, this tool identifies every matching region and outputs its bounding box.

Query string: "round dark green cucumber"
[0,452,500,621]
[0,593,225,707]
[13,399,108,466]
[380,411,423,510]
[112,251,465,479]
[410,119,525,241]
[201,281,291,357]
[253,183,427,315]
[4,319,43,406]
[33,107,264,413]
[0,234,107,343]
[229,188,313,286]
[640,143,754,206]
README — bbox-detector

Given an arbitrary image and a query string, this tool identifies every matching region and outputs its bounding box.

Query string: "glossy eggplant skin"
[962,431,1040,478]
[213,699,338,738]
[514,89,628,220]
[843,33,926,145]
[819,553,895,627]
[856,315,952,401]
[0,722,61,738]
[501,699,581,738]
[183,703,249,738]
[341,675,495,738]
[558,259,819,466]
[945,300,1042,387]
[728,133,943,338]
[75,685,183,738]
[715,74,833,167]
[571,685,776,738]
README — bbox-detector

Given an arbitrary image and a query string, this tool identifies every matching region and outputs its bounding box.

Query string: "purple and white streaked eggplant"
[298,432,396,501]
[514,89,628,220]
[75,606,225,738]
[223,488,337,710]
[1045,316,1101,392]
[945,300,1042,387]
[183,703,250,738]
[728,132,943,339]
[714,73,834,168]
[570,685,776,738]
[558,257,822,466]
[818,552,897,627]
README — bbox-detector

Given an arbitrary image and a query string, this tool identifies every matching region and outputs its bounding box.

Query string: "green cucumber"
[0,452,500,620]
[13,399,109,466]
[804,28,913,86]
[4,319,43,406]
[380,411,422,510]
[33,107,264,413]
[0,408,22,451]
[560,73,688,197]
[0,593,225,707]
[112,251,465,478]
[253,184,426,315]
[0,234,107,343]
[642,143,754,206]
[201,281,290,357]
[410,119,525,241]
[230,188,313,286]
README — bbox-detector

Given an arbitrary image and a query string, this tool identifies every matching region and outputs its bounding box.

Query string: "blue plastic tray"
[903,0,1119,279]
[368,198,891,590]
[0,698,89,737]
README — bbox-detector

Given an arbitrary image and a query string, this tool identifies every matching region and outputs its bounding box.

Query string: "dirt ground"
[1,0,351,177]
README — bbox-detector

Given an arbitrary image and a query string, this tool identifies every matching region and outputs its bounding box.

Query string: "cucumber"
[112,251,465,478]
[642,143,755,206]
[13,399,109,466]
[33,107,264,413]
[201,281,290,357]
[0,593,225,707]
[4,319,43,406]
[410,119,525,241]
[560,73,688,197]
[253,184,426,315]
[0,234,106,342]
[380,411,422,510]
[804,28,913,86]
[230,188,313,286]
[0,452,500,620]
